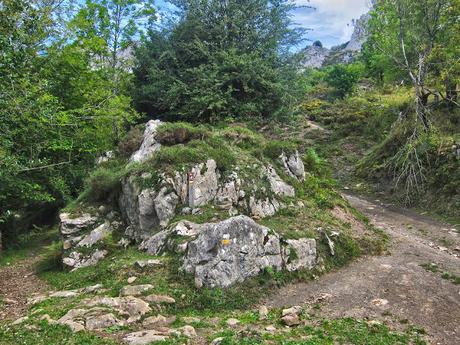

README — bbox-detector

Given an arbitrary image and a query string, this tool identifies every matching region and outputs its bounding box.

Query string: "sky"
[293,0,372,48]
[155,0,372,49]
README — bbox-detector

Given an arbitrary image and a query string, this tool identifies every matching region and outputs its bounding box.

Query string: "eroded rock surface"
[183,216,284,288]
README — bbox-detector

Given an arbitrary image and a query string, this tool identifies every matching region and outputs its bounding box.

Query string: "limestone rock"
[179,325,197,338]
[249,196,280,218]
[226,318,240,327]
[123,330,168,345]
[127,276,137,284]
[282,239,317,272]
[144,294,175,304]
[258,305,269,320]
[63,249,108,270]
[77,222,112,248]
[60,213,98,236]
[134,259,162,269]
[119,177,179,241]
[280,151,305,181]
[84,296,151,323]
[266,166,295,197]
[138,230,171,255]
[183,216,283,288]
[282,306,303,317]
[281,313,300,326]
[142,315,176,329]
[130,120,162,163]
[85,313,121,330]
[188,159,219,208]
[120,284,154,297]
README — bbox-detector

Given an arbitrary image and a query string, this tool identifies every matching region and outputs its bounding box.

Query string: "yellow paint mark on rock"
[222,239,232,245]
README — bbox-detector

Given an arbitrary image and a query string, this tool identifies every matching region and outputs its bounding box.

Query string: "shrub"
[118,125,144,157]
[219,126,265,149]
[263,140,298,159]
[80,166,124,203]
[156,122,210,145]
[326,63,364,98]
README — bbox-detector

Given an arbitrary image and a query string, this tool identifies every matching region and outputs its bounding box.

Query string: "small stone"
[226,318,240,327]
[62,320,85,333]
[142,315,176,329]
[11,316,28,325]
[40,314,56,325]
[181,207,192,215]
[144,294,176,304]
[211,337,225,345]
[85,313,121,330]
[120,284,154,297]
[49,290,80,298]
[127,276,137,284]
[372,298,389,307]
[281,306,302,317]
[134,259,162,269]
[182,316,201,324]
[281,314,300,326]
[123,330,168,345]
[265,325,276,332]
[192,208,203,215]
[81,284,104,293]
[3,298,18,304]
[258,305,269,320]
[180,325,197,338]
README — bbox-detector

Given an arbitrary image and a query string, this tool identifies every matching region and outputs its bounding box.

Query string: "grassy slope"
[0,123,425,344]
[298,87,460,224]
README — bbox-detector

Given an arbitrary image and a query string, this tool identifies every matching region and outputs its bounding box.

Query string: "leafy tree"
[367,0,450,130]
[326,63,364,98]
[133,0,304,123]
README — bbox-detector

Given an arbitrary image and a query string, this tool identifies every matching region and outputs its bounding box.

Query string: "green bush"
[118,125,144,157]
[80,166,124,203]
[263,140,298,159]
[326,63,364,98]
[156,122,210,146]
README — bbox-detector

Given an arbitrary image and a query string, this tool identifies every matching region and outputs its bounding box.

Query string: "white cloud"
[293,0,372,48]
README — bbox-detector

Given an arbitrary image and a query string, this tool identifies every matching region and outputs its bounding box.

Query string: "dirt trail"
[0,256,49,322]
[266,194,460,345]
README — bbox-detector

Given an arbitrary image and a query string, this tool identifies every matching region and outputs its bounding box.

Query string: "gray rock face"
[282,238,317,272]
[77,222,112,248]
[130,120,162,163]
[60,211,121,270]
[345,13,370,51]
[281,151,305,181]
[183,216,283,288]
[188,159,219,208]
[266,166,295,197]
[60,213,98,236]
[119,177,179,242]
[300,45,331,69]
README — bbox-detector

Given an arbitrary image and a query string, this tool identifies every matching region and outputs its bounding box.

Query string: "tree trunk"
[415,86,430,131]
[446,79,458,109]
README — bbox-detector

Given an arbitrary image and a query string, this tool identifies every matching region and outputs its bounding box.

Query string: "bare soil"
[265,193,460,345]
[0,256,49,322]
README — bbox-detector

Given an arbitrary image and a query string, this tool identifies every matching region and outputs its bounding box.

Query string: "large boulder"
[183,216,283,288]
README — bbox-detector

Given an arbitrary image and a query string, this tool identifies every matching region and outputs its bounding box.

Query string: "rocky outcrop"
[281,151,305,181]
[130,120,162,163]
[179,216,316,288]
[60,212,121,270]
[299,45,330,69]
[183,216,283,288]
[300,11,370,69]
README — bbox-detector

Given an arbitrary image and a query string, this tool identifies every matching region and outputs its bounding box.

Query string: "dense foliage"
[133,0,304,122]
[0,0,150,245]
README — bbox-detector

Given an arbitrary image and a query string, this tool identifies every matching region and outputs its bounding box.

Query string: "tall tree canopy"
[133,0,304,123]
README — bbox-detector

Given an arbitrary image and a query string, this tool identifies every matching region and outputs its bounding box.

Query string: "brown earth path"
[0,255,49,322]
[265,193,460,345]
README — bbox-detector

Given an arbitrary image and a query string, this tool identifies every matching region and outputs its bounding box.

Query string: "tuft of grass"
[156,122,210,145]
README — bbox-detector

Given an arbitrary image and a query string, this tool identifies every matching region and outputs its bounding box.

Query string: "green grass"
[420,263,460,285]
[211,317,426,345]
[0,226,59,267]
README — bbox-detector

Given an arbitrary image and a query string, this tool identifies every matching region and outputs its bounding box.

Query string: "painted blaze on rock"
[182,216,317,288]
